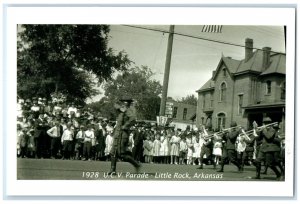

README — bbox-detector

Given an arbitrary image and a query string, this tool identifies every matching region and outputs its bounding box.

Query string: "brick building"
[166,98,197,130]
[196,38,285,131]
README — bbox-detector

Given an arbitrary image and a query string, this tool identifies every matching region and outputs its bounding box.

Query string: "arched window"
[281,81,285,99]
[217,113,226,130]
[220,82,227,101]
[222,68,227,77]
[266,80,272,94]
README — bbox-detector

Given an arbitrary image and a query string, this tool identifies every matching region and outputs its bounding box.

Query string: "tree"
[17,25,131,104]
[178,94,198,106]
[89,66,162,120]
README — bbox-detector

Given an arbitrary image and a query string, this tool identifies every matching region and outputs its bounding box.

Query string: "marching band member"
[252,117,284,180]
[217,121,241,172]
[108,98,141,175]
[197,126,215,169]
[236,127,253,172]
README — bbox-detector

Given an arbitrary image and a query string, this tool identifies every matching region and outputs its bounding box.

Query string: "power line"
[122,25,286,55]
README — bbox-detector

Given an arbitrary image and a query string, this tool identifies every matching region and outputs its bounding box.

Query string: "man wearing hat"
[252,117,284,180]
[108,97,141,175]
[217,121,241,172]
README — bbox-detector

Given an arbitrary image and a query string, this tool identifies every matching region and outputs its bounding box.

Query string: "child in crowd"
[128,132,134,152]
[193,136,201,165]
[170,130,181,165]
[143,135,152,163]
[104,130,114,161]
[213,135,223,165]
[26,126,35,158]
[186,133,194,165]
[75,125,85,160]
[148,136,154,163]
[153,134,161,164]
[179,136,187,165]
[18,125,28,158]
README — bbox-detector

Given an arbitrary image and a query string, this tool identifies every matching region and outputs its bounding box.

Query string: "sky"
[89,25,285,102]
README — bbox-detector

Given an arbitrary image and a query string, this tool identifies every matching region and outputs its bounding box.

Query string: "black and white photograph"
[2,3,296,199]
[16,24,287,182]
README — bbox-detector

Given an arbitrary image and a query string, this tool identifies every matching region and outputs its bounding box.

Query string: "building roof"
[196,79,215,92]
[234,50,286,75]
[260,54,286,75]
[197,49,286,92]
[222,56,240,73]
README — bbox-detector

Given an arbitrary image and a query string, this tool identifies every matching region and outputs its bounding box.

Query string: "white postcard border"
[3,5,295,197]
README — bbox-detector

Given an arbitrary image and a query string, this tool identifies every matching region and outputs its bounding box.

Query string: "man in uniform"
[197,135,215,169]
[108,98,141,175]
[252,117,284,180]
[217,121,241,172]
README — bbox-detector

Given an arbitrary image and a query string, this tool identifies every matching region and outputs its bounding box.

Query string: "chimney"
[262,47,271,70]
[245,38,253,62]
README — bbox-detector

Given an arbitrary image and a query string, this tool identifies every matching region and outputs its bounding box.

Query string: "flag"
[202,25,223,33]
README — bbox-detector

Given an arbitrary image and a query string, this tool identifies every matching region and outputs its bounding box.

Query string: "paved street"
[17,158,281,181]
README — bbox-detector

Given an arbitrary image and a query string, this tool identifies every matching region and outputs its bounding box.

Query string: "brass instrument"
[242,122,278,136]
[202,126,241,139]
[236,129,251,152]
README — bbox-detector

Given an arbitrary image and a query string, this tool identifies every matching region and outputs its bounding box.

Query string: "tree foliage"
[178,94,198,106]
[17,25,131,104]
[88,66,162,120]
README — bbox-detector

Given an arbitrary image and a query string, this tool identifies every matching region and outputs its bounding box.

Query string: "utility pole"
[159,25,174,116]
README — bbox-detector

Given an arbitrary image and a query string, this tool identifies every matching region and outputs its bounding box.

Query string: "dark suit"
[253,126,283,179]
[132,129,144,162]
[218,129,240,172]
[109,106,140,173]
[34,118,48,158]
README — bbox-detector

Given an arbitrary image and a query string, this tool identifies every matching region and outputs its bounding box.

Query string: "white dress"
[170,135,180,156]
[186,138,194,157]
[193,141,201,158]
[153,139,161,157]
[213,141,222,156]
[105,134,113,155]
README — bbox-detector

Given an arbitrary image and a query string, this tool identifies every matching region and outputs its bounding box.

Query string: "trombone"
[242,122,278,136]
[201,125,241,139]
